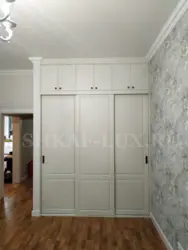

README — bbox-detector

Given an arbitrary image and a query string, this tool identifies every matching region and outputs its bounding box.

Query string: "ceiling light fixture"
[0,0,16,42]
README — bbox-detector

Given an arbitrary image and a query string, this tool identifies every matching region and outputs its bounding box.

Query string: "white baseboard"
[32,210,40,217]
[150,213,173,250]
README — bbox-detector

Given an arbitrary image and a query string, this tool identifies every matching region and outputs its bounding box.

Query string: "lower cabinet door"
[41,95,76,214]
[76,95,114,216]
[115,95,149,216]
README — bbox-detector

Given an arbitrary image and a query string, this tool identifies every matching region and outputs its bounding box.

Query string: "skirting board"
[150,213,173,250]
[33,211,150,218]
[32,210,40,217]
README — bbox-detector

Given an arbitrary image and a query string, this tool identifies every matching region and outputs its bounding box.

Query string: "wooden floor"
[0,180,166,250]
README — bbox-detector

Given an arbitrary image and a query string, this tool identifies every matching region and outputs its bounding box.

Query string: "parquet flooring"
[0,180,166,250]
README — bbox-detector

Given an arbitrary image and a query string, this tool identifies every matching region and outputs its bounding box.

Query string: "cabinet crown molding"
[29,57,43,64]
[40,58,147,65]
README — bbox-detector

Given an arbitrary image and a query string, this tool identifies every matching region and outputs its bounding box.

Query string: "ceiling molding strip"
[146,0,188,61]
[0,70,32,76]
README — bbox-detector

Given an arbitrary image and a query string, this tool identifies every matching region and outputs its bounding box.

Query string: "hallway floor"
[0,181,166,250]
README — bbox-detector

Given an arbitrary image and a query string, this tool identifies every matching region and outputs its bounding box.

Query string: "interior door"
[41,95,75,215]
[115,95,149,215]
[76,95,114,216]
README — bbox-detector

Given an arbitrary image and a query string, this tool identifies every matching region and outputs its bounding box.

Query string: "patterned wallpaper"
[149,9,188,250]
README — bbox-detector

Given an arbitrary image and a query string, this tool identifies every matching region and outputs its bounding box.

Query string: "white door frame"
[0,109,33,200]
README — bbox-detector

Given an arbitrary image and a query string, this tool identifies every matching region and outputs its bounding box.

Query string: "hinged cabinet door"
[130,64,148,90]
[41,66,58,94]
[76,65,94,91]
[112,64,130,90]
[94,65,112,90]
[58,65,76,90]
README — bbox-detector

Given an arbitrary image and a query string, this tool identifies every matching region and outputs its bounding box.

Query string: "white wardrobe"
[33,59,149,217]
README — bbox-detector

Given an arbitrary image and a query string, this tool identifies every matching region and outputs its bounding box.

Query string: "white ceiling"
[0,0,179,69]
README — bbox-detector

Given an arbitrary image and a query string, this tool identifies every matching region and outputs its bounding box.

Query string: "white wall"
[0,72,33,110]
[0,71,33,199]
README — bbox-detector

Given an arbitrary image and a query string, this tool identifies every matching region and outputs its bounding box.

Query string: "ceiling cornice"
[0,70,32,76]
[146,0,188,61]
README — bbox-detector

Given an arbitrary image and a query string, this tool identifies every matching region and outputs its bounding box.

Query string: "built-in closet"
[32,59,149,217]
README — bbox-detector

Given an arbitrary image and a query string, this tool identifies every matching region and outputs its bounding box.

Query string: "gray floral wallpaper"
[149,9,188,250]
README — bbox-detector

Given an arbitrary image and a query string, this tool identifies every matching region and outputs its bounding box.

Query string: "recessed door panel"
[78,95,112,175]
[116,180,144,211]
[78,180,110,210]
[115,95,144,175]
[42,179,75,213]
[42,96,75,175]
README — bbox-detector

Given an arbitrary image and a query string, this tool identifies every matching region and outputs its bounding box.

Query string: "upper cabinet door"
[94,65,112,90]
[131,64,148,90]
[76,65,94,91]
[58,65,76,90]
[112,64,130,90]
[41,66,58,93]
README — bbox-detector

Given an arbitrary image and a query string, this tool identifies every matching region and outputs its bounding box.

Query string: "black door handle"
[145,156,148,164]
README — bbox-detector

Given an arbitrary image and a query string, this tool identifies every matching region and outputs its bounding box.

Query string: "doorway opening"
[3,114,33,198]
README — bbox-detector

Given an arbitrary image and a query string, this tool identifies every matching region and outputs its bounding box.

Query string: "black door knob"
[91,87,93,89]
[95,87,98,90]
